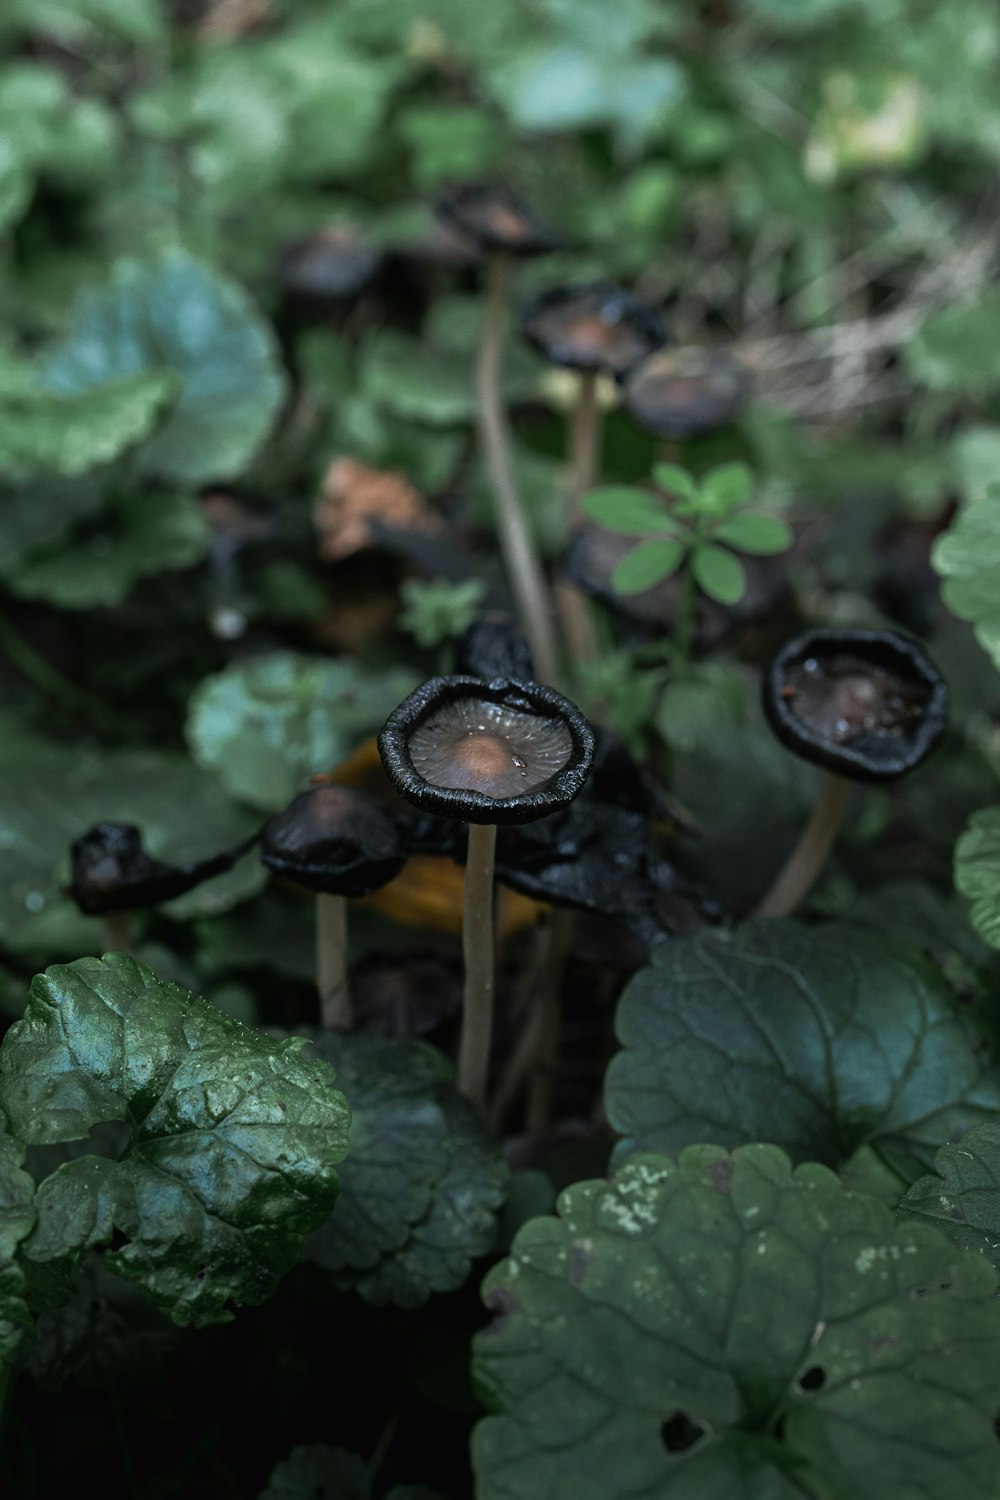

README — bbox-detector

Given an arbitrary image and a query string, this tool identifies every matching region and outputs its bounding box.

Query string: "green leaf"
[692,543,746,604]
[0,474,104,578]
[699,461,754,514]
[611,540,686,594]
[955,806,1000,950]
[259,1445,370,1500]
[398,577,488,649]
[714,511,793,555]
[906,295,1000,393]
[474,1145,1000,1500]
[0,371,174,478]
[306,1034,508,1307]
[0,736,264,957]
[934,498,1000,672]
[651,462,698,501]
[655,662,747,753]
[41,254,287,484]
[8,492,212,609]
[901,1123,1000,1268]
[4,956,349,1326]
[362,327,535,426]
[605,922,1000,1181]
[581,486,675,536]
[950,426,1000,501]
[186,651,419,812]
[0,1126,36,1363]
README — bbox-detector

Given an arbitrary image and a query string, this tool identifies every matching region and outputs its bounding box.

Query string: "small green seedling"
[398,577,488,650]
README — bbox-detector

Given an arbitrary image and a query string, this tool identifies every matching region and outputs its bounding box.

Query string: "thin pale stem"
[525,906,575,1136]
[459,823,498,1109]
[477,252,559,683]
[752,772,850,919]
[317,892,351,1029]
[556,370,601,665]
[102,911,132,954]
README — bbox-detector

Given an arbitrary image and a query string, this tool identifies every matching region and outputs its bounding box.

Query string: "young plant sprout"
[756,627,948,918]
[435,184,561,683]
[68,821,256,953]
[260,785,406,1029]
[621,346,750,442]
[378,675,594,1109]
[521,281,669,662]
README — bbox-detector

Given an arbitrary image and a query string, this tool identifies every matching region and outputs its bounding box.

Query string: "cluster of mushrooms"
[66,182,950,1126]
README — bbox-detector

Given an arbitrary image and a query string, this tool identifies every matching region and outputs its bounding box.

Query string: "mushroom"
[455,609,535,683]
[755,627,948,918]
[434,184,561,683]
[520,281,669,664]
[260,785,406,1029]
[378,674,594,1107]
[68,821,257,952]
[278,224,383,311]
[621,346,750,443]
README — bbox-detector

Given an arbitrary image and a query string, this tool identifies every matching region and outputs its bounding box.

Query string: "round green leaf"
[902,1123,1000,1268]
[306,1033,508,1307]
[0,371,174,478]
[692,543,746,604]
[611,539,685,595]
[41,253,288,484]
[473,1145,1000,1500]
[0,735,265,956]
[186,651,419,811]
[934,500,1000,675]
[606,922,1000,1182]
[713,511,793,556]
[4,955,350,1326]
[955,806,1000,950]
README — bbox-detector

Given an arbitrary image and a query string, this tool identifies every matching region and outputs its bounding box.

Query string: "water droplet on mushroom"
[512,753,528,776]
[834,717,851,739]
[803,657,820,675]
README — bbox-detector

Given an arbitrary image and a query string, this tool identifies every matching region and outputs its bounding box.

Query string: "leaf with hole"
[473,1144,1000,1500]
[605,921,1000,1182]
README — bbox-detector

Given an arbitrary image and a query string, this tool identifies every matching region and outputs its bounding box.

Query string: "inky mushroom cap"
[762,627,948,783]
[455,610,535,683]
[621,347,751,440]
[261,785,405,897]
[377,676,594,825]
[434,184,560,258]
[520,281,668,377]
[279,225,383,304]
[68,822,253,915]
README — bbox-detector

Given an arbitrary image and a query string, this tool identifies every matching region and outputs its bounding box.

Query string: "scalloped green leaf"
[0,474,105,578]
[473,1145,1000,1500]
[0,1125,36,1362]
[934,498,1000,672]
[186,651,418,811]
[0,737,264,956]
[41,254,287,483]
[306,1033,508,1307]
[2,956,349,1326]
[955,806,1000,950]
[606,922,1000,1181]
[901,1123,1000,1266]
[0,371,174,478]
[7,492,211,609]
[906,295,1000,393]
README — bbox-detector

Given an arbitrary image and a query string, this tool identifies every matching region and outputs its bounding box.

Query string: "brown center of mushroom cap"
[784,653,930,744]
[408,697,574,801]
[483,203,531,241]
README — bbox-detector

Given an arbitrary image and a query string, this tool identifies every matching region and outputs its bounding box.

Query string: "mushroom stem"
[459,822,498,1108]
[477,252,559,683]
[556,370,601,665]
[525,906,575,1135]
[752,771,850,919]
[101,911,132,954]
[316,892,351,1029]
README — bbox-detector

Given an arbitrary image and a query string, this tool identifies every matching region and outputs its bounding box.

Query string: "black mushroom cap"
[279,225,383,304]
[520,280,668,378]
[261,785,405,897]
[620,347,751,440]
[67,822,256,915]
[762,627,948,783]
[433,184,560,258]
[455,610,535,683]
[377,676,595,825]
